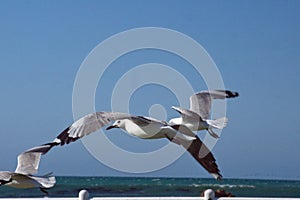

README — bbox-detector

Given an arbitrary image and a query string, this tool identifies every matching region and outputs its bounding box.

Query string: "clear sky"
[0,1,299,180]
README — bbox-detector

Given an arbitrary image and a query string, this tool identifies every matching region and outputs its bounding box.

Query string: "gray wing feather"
[0,171,13,182]
[131,117,152,127]
[190,92,212,119]
[15,151,41,175]
[15,143,57,175]
[171,106,202,123]
[133,116,167,126]
[56,112,133,145]
[190,90,239,119]
[30,174,56,188]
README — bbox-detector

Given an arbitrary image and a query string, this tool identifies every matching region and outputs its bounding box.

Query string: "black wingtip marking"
[214,90,239,98]
[56,127,70,145]
[56,127,80,146]
[65,136,80,145]
[224,90,239,98]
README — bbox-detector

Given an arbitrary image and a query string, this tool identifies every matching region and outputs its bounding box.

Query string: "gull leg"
[40,187,49,196]
[207,128,220,139]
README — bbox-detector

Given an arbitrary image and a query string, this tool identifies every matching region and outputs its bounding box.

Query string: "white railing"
[1,189,300,200]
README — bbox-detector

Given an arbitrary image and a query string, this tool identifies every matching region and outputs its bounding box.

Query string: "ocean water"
[0,177,300,198]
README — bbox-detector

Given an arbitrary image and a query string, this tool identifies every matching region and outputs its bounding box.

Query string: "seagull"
[169,90,239,138]
[0,143,57,195]
[54,112,223,180]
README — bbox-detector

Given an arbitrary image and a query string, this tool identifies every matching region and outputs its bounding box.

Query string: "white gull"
[54,112,223,180]
[169,90,239,138]
[0,143,57,194]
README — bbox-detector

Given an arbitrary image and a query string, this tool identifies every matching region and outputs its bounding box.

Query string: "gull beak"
[106,125,117,130]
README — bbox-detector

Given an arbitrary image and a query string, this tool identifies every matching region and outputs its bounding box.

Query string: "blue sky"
[0,1,299,180]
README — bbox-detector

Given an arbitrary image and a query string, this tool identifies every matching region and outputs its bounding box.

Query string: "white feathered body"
[0,172,55,189]
[169,117,210,131]
[122,119,167,139]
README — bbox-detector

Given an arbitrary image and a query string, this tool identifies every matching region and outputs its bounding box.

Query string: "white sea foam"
[191,183,256,188]
[151,178,161,181]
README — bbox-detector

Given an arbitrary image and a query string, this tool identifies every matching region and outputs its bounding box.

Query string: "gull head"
[106,120,125,130]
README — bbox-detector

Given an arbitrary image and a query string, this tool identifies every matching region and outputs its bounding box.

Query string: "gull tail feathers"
[206,117,228,130]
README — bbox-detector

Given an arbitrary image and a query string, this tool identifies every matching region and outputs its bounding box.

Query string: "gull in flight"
[0,143,57,194]
[169,90,239,138]
[54,112,223,180]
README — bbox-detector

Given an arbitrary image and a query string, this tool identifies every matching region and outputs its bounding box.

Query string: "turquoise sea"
[1,177,300,198]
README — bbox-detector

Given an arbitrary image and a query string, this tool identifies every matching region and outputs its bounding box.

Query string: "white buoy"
[204,189,215,200]
[79,189,89,200]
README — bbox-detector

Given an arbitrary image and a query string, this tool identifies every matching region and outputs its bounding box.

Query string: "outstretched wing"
[166,124,222,180]
[190,90,239,119]
[55,112,133,145]
[14,111,139,175]
[15,143,57,175]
